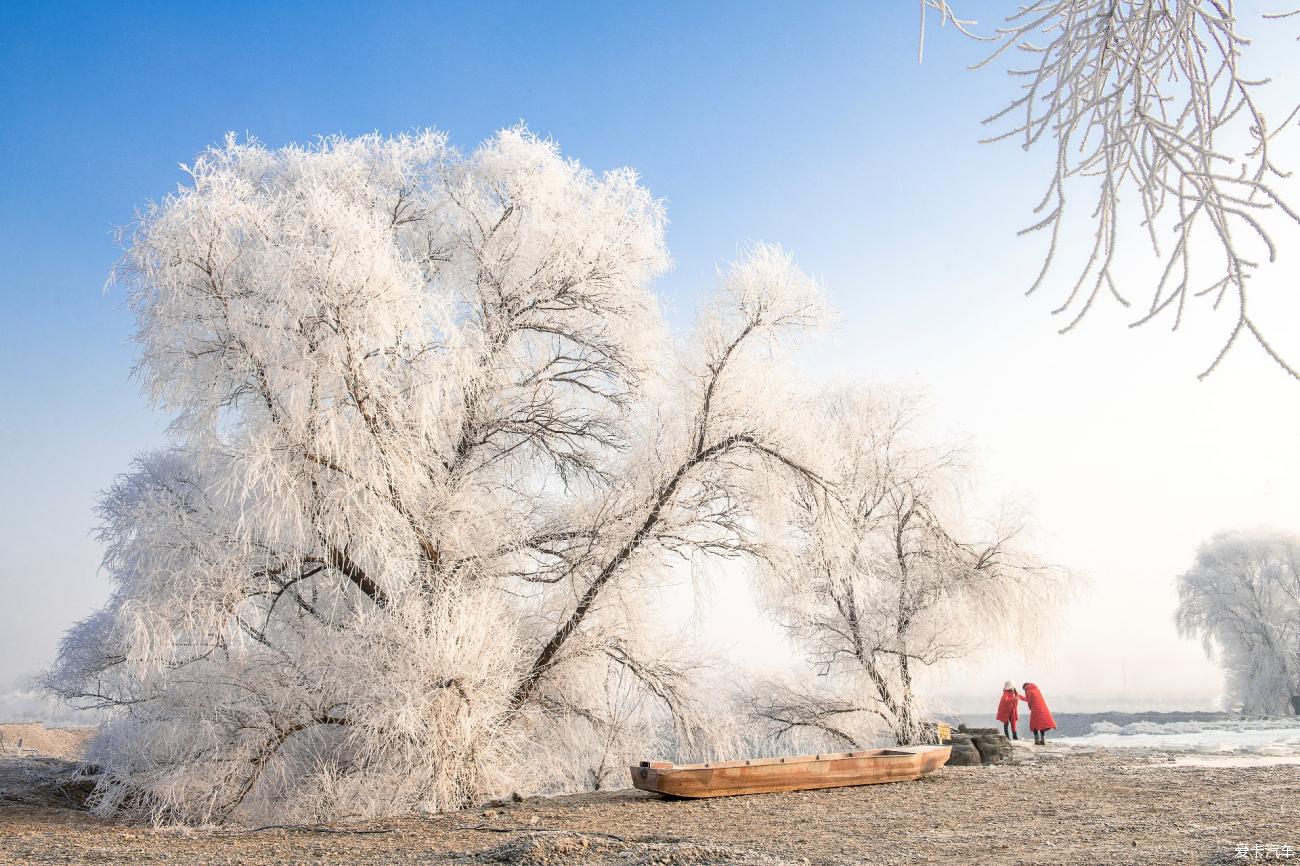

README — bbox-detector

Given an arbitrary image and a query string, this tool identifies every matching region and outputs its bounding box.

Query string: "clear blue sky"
[3,1,1298,708]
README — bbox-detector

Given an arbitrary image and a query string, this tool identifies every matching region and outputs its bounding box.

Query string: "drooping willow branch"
[923,1,1300,380]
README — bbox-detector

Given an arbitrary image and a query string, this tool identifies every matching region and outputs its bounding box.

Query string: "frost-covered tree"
[750,388,1059,746]
[47,129,828,824]
[1176,529,1300,714]
[923,1,1300,379]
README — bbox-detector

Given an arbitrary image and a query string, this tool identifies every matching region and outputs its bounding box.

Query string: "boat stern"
[630,761,675,794]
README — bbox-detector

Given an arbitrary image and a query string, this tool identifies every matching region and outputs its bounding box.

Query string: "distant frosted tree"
[923,1,1300,379]
[47,130,828,824]
[1176,529,1300,714]
[750,388,1062,746]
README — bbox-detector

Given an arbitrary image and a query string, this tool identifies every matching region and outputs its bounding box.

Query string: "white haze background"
[2,2,1299,720]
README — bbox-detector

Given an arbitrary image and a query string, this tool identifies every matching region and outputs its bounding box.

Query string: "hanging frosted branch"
[970,0,1300,379]
[917,1,989,61]
[1262,8,1300,35]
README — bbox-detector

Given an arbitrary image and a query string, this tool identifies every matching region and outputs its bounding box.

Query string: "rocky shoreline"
[945,725,1015,766]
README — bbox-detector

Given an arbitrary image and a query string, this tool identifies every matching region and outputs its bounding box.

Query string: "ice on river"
[1059,717,1300,757]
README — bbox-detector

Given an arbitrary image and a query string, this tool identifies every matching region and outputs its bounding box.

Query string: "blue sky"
[3,1,1298,708]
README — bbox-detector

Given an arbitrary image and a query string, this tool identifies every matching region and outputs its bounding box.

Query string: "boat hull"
[629,745,951,798]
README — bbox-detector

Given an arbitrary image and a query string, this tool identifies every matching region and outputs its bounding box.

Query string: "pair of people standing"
[996,681,1055,745]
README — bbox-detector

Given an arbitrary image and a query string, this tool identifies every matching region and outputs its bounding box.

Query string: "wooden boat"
[629,745,951,798]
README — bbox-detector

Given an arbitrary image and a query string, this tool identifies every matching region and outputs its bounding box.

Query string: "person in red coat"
[1022,682,1056,745]
[995,680,1021,740]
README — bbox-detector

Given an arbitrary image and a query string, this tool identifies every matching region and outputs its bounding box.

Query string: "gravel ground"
[1,744,1295,865]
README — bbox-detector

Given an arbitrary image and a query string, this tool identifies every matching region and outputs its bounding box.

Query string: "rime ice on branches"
[935,1,1300,378]
[47,129,833,824]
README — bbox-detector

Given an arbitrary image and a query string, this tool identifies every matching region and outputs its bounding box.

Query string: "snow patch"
[1061,718,1300,756]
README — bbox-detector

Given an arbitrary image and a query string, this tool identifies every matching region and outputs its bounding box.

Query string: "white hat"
[1003,680,1015,690]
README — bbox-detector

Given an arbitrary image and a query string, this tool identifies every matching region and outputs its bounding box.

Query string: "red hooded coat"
[995,689,1020,724]
[1022,683,1056,731]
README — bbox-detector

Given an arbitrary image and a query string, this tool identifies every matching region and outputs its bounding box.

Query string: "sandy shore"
[1,742,1295,865]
